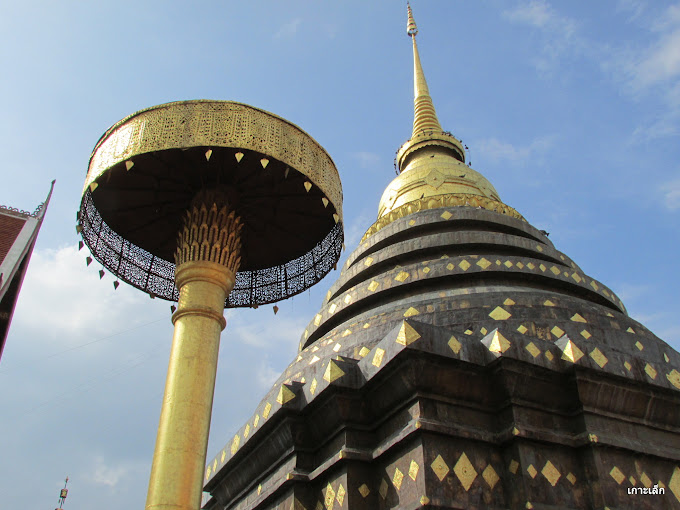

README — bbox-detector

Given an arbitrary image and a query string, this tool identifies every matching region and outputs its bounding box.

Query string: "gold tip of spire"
[396,3,466,173]
[407,3,418,36]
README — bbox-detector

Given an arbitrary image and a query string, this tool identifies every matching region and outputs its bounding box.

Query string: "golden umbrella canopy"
[79,99,343,306]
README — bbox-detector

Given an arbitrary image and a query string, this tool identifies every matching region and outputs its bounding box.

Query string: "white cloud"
[604,4,680,140]
[614,282,653,303]
[632,117,679,141]
[12,245,153,348]
[344,210,373,248]
[631,13,680,89]
[87,456,146,488]
[351,151,381,170]
[503,1,580,74]
[616,0,647,21]
[274,18,302,39]
[661,177,680,210]
[504,0,553,28]
[226,311,307,350]
[255,361,279,391]
[477,135,556,165]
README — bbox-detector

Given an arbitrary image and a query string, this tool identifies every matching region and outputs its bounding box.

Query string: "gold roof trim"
[361,193,526,242]
[85,99,343,222]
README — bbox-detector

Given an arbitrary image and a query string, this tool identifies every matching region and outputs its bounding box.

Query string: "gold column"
[145,195,242,510]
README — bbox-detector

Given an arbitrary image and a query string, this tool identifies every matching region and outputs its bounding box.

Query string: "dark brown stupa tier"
[204,205,680,510]
[203,7,680,509]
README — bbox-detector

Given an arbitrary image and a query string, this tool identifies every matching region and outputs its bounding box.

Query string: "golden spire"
[396,4,465,173]
[408,4,443,137]
[376,4,502,220]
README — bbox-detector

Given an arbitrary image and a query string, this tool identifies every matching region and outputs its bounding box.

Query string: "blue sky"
[1,1,679,508]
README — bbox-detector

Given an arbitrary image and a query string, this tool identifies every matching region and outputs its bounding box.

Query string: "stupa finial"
[407,4,442,138]
[407,3,418,36]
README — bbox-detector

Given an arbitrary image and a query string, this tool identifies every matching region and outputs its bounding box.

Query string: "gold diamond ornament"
[482,329,511,356]
[392,468,404,490]
[448,335,462,354]
[454,452,478,491]
[541,461,561,487]
[609,466,625,485]
[555,336,584,363]
[409,460,420,481]
[489,306,511,320]
[396,321,421,346]
[482,464,500,489]
[431,454,450,481]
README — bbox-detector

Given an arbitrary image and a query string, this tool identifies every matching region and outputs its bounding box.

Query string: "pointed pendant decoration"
[113,280,120,290]
[235,152,244,163]
[205,149,213,161]
[171,305,177,313]
[99,269,105,279]
[78,241,84,250]
[86,256,92,266]
[273,305,279,315]
[260,158,269,169]
[125,160,134,171]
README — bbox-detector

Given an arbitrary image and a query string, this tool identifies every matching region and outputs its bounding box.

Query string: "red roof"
[0,212,28,266]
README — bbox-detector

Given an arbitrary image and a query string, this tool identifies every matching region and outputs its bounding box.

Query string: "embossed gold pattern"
[323,361,345,383]
[409,460,420,481]
[379,478,388,499]
[482,465,500,489]
[276,384,296,405]
[541,461,561,486]
[86,101,341,213]
[590,348,608,368]
[556,336,584,363]
[175,196,243,271]
[393,468,404,490]
[372,348,385,367]
[324,483,335,510]
[669,467,680,502]
[431,455,450,481]
[336,485,345,506]
[489,306,511,320]
[477,258,491,269]
[526,342,541,358]
[668,369,680,389]
[403,306,420,317]
[448,335,462,354]
[396,321,421,346]
[363,193,525,241]
[454,453,477,491]
[610,466,625,485]
[483,330,511,356]
[645,363,657,379]
[80,100,344,308]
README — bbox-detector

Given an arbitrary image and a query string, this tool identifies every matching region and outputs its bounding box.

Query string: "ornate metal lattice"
[79,190,343,307]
